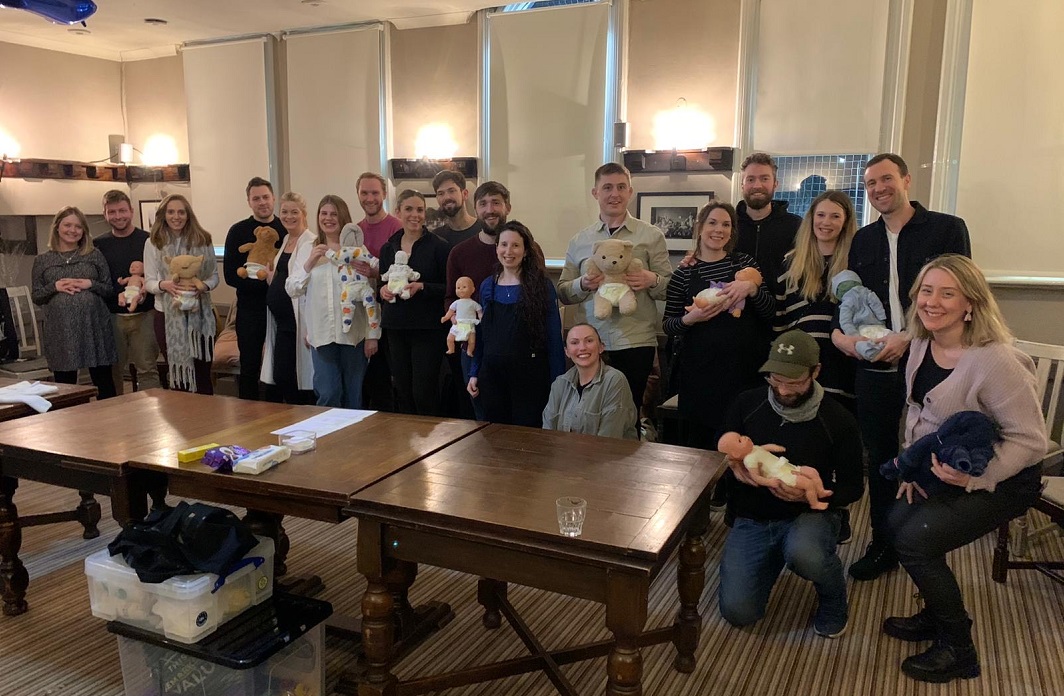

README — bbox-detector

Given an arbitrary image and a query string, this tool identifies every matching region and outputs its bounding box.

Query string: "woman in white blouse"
[261,191,316,403]
[286,194,380,408]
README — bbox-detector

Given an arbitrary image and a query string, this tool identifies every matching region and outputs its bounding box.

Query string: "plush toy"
[152,594,216,640]
[880,411,999,495]
[381,250,421,302]
[717,431,833,510]
[111,582,159,624]
[117,260,146,312]
[585,238,645,319]
[832,270,892,361]
[441,276,483,357]
[236,226,279,280]
[164,254,206,311]
[325,245,380,334]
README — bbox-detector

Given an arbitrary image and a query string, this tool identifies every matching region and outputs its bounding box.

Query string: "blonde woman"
[30,206,117,397]
[260,192,316,403]
[143,194,219,394]
[884,254,1046,683]
[774,191,858,410]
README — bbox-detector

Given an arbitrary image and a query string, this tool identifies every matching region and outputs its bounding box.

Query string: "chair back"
[1017,339,1064,471]
[6,286,42,358]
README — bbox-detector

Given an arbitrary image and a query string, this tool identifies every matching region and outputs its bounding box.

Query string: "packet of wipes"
[232,445,292,475]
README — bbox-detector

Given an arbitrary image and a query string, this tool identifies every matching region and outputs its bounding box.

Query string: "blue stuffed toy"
[880,411,1000,495]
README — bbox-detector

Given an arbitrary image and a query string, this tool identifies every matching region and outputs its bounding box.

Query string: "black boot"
[901,617,980,683]
[883,609,936,642]
[848,538,898,581]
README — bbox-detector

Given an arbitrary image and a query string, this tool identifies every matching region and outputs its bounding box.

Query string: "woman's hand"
[304,244,328,272]
[896,480,928,504]
[364,338,378,359]
[380,284,396,302]
[159,279,183,298]
[682,300,727,325]
[467,377,479,398]
[930,452,970,489]
[720,279,757,305]
[54,279,79,295]
[403,282,423,298]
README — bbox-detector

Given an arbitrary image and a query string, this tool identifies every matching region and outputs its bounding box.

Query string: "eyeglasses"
[765,373,813,390]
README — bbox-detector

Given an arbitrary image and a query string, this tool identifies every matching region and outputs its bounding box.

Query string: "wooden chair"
[992,340,1064,583]
[0,286,52,380]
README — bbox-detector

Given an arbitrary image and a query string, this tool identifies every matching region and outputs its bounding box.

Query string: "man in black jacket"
[832,153,971,581]
[735,152,801,297]
[718,330,863,638]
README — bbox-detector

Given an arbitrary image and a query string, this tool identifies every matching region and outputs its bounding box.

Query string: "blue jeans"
[719,511,847,627]
[459,348,485,421]
[311,341,368,409]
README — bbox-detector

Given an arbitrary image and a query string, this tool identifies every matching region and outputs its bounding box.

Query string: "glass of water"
[556,497,587,537]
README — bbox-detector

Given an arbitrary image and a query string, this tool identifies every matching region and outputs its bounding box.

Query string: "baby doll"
[325,245,380,334]
[880,410,999,495]
[831,270,891,361]
[717,431,833,510]
[441,276,483,357]
[117,260,146,312]
[692,267,763,318]
[381,250,421,302]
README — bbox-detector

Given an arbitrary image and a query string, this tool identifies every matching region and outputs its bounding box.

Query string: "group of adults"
[29,152,1049,685]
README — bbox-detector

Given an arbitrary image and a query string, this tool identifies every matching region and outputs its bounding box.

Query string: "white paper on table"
[271,408,377,438]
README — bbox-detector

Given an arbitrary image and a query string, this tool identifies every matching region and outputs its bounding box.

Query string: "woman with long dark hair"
[467,220,564,426]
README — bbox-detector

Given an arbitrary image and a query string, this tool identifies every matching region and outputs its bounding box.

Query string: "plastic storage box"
[86,536,275,643]
[109,592,332,696]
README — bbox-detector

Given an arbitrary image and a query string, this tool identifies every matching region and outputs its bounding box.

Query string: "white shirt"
[286,229,381,348]
[886,229,904,332]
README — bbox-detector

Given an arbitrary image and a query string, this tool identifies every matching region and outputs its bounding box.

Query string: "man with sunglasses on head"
[717,329,863,639]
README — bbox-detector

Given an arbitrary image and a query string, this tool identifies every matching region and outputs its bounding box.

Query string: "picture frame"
[636,191,715,251]
[139,200,161,230]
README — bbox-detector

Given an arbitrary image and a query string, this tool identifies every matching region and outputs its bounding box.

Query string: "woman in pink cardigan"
[884,254,1046,684]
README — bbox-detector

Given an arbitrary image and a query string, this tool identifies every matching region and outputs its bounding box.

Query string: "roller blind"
[182,38,276,243]
[284,27,383,214]
[486,3,609,259]
[753,0,889,155]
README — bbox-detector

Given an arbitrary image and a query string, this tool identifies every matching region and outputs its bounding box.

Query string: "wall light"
[0,127,21,161]
[141,134,179,166]
[652,98,717,151]
[414,123,458,160]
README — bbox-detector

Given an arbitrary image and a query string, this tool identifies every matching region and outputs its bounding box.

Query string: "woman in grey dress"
[30,206,117,398]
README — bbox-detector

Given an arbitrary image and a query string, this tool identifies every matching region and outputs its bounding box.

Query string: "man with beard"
[735,153,801,297]
[432,170,481,249]
[557,163,672,427]
[444,181,520,420]
[223,177,285,400]
[95,189,159,394]
[832,153,970,582]
[718,329,862,638]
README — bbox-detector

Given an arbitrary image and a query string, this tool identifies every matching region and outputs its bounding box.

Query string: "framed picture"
[636,191,715,251]
[139,200,161,230]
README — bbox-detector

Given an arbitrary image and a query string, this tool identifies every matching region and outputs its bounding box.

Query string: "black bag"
[108,502,259,584]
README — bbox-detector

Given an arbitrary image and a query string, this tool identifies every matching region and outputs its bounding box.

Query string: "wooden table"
[0,377,97,422]
[347,424,725,696]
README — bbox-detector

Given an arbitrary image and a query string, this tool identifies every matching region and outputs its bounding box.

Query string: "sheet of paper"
[271,408,377,438]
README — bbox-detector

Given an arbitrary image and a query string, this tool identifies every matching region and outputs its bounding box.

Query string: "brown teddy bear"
[236,226,279,280]
[584,238,644,319]
[117,260,146,312]
[164,254,206,311]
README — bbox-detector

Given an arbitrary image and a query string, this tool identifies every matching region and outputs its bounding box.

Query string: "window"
[772,154,873,224]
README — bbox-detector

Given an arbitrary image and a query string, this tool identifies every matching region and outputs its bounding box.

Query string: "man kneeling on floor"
[718,329,864,637]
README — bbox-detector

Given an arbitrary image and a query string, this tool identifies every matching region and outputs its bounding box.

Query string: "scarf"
[767,381,824,424]
[159,237,216,392]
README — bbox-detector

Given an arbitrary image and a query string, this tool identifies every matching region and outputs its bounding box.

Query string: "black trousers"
[263,328,314,405]
[606,346,656,422]
[387,328,445,416]
[855,368,906,538]
[479,354,550,428]
[362,332,394,411]
[889,465,1040,624]
[236,302,268,400]
[53,366,116,399]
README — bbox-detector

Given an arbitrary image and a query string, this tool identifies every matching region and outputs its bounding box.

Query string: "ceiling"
[0,0,493,61]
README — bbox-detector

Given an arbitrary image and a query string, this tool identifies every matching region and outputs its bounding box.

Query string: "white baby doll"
[441,276,483,357]
[831,270,892,361]
[117,260,146,312]
[381,250,421,302]
[717,431,833,510]
[325,245,380,335]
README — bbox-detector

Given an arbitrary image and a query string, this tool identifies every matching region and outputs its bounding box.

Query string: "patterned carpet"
[1,479,1062,696]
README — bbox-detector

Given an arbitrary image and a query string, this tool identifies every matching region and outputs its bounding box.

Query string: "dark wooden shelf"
[0,158,190,183]
[623,148,734,174]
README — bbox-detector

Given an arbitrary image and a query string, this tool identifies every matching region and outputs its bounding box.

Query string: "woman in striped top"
[774,191,858,411]
[663,201,775,448]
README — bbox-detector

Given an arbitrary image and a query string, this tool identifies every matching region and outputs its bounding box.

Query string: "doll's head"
[128,260,144,276]
[831,270,863,299]
[734,267,762,287]
[455,276,475,299]
[717,431,754,459]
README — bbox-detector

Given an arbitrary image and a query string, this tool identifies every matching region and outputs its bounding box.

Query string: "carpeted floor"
[1,479,1061,696]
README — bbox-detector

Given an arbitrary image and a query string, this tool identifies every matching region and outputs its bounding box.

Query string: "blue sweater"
[470,276,565,380]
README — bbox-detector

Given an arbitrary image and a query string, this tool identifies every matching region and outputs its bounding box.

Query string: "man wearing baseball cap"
[717,329,864,638]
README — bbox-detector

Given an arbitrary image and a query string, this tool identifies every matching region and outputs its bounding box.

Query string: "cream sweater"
[904,338,1047,492]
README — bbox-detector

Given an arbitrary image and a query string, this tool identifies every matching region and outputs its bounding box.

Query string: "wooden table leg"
[478,577,507,629]
[673,516,709,672]
[605,573,648,696]
[75,491,101,539]
[243,510,290,576]
[385,559,418,637]
[0,475,29,616]
[359,519,398,696]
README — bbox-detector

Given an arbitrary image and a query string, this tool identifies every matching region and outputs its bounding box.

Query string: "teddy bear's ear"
[163,255,173,266]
